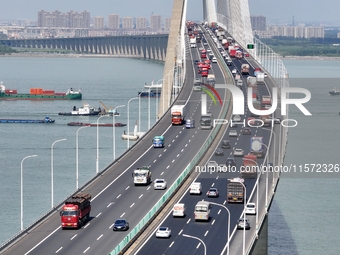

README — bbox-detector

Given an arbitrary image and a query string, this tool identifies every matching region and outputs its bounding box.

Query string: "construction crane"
[99,101,119,115]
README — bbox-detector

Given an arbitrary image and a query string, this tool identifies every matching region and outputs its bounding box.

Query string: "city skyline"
[1,0,340,25]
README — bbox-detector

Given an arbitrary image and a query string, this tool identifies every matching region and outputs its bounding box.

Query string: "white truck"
[133,166,151,185]
[256,73,265,84]
[190,37,196,48]
[250,137,264,158]
[207,74,215,87]
[171,104,186,125]
[200,113,213,130]
[173,203,186,217]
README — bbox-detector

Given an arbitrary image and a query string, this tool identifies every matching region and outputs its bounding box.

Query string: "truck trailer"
[60,193,91,229]
[227,177,245,203]
[171,104,186,125]
[241,153,258,178]
[250,136,264,158]
[133,166,152,185]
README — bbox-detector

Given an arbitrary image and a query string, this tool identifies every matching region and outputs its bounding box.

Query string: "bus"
[194,201,211,221]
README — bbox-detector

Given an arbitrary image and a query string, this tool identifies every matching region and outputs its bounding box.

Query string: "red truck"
[200,49,207,58]
[241,154,257,178]
[201,67,209,77]
[60,193,91,229]
[229,49,236,58]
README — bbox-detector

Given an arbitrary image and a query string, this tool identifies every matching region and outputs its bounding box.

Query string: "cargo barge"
[0,116,55,123]
[0,81,82,100]
[67,122,126,127]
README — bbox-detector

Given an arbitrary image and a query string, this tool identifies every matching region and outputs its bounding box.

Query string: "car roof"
[155,179,165,182]
[159,227,168,230]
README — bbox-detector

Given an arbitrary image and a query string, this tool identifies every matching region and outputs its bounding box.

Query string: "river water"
[0,56,339,255]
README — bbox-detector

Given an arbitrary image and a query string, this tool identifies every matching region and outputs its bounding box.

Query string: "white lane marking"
[177,154,180,157]
[120,212,125,218]
[212,183,215,187]
[181,149,184,152]
[160,172,164,176]
[107,203,113,208]
[223,200,226,205]
[212,219,216,225]
[125,186,130,190]
[97,234,103,240]
[153,159,157,163]
[216,176,219,180]
[169,241,175,248]
[204,230,209,236]
[172,139,175,142]
[172,159,175,163]
[24,227,61,255]
[109,222,114,229]
[83,247,90,253]
[196,243,201,249]
[116,194,121,199]
[188,139,191,142]
[166,165,170,169]
[56,247,63,253]
[130,203,135,208]
[179,229,183,235]
[83,223,90,229]
[186,218,191,224]
[96,212,102,218]
[147,186,151,190]
[164,149,167,152]
[218,209,221,215]
[159,154,162,157]
[185,144,188,147]
[176,135,179,138]
[139,194,143,199]
[70,234,77,240]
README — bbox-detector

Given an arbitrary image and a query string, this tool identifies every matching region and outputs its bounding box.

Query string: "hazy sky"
[0,0,339,24]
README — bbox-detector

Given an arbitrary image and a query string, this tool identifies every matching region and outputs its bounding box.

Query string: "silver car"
[233,148,244,157]
[229,130,237,137]
[154,179,167,190]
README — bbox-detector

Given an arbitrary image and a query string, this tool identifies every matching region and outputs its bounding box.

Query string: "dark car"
[226,157,236,167]
[215,148,224,156]
[113,219,129,231]
[221,140,231,149]
[242,128,251,135]
[194,60,199,65]
[237,218,250,230]
[206,187,219,197]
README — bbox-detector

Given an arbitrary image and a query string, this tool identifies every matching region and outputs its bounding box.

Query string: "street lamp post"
[76,126,90,190]
[263,127,277,206]
[236,180,247,255]
[113,105,125,161]
[127,97,139,148]
[21,154,37,231]
[51,138,66,208]
[209,202,230,255]
[261,142,269,213]
[182,234,207,255]
[96,115,110,174]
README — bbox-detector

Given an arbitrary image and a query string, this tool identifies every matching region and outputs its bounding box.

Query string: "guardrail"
[109,58,233,255]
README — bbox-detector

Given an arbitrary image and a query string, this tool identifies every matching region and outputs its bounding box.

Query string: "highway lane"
[135,28,281,255]
[0,39,231,255]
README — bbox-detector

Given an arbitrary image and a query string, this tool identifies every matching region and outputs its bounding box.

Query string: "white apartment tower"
[150,14,162,31]
[122,17,133,29]
[136,17,147,29]
[94,16,104,30]
[108,14,119,29]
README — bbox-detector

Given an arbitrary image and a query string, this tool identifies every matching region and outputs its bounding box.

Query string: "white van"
[194,201,211,221]
[173,203,186,217]
[189,182,202,195]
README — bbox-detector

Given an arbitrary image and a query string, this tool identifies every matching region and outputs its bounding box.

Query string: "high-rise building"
[38,10,90,28]
[108,14,119,29]
[94,17,104,30]
[150,15,162,31]
[164,18,171,32]
[122,17,133,29]
[250,15,266,31]
[136,17,147,29]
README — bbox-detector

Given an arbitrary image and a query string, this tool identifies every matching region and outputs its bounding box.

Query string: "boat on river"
[329,88,340,95]
[0,81,82,100]
[0,116,55,123]
[58,103,101,116]
[67,122,126,127]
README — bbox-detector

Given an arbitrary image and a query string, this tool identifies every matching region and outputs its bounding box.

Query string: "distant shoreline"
[2,52,340,61]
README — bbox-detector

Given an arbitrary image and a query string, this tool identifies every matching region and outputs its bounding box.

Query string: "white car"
[229,130,237,137]
[245,202,256,215]
[212,57,217,63]
[233,114,242,122]
[232,68,237,74]
[156,227,171,238]
[154,179,167,190]
[233,148,244,157]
